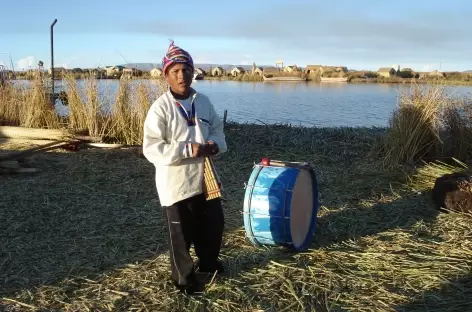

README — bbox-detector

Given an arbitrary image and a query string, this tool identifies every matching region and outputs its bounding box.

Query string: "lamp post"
[50,19,57,104]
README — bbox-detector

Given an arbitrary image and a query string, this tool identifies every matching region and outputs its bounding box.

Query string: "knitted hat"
[162,40,194,74]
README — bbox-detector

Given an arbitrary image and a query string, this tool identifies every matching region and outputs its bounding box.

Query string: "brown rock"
[432,172,472,213]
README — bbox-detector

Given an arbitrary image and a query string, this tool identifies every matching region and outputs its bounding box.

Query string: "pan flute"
[203,156,223,200]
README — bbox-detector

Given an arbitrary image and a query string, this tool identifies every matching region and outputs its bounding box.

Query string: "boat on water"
[262,74,307,82]
[320,77,348,83]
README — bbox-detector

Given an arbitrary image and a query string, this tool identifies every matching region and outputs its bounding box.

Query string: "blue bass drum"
[243,159,319,251]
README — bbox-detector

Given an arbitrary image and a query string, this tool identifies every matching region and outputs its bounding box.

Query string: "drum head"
[290,168,314,248]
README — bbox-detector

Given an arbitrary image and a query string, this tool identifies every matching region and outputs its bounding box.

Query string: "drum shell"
[243,162,319,251]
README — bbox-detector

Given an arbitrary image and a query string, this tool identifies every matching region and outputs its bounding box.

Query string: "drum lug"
[243,182,254,189]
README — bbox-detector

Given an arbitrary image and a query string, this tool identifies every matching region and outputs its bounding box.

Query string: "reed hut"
[377,67,396,78]
[231,67,245,77]
[284,65,299,73]
[304,65,322,75]
[212,67,224,76]
[150,68,163,78]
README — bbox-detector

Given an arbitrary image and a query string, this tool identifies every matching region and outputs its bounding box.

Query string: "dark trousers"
[163,193,225,286]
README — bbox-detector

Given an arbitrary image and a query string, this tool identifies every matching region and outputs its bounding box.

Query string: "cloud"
[126,2,472,67]
[4,1,471,70]
[16,56,37,70]
[422,64,434,72]
[130,9,469,45]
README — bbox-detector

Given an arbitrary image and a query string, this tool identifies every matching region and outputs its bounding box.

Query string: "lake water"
[12,79,472,128]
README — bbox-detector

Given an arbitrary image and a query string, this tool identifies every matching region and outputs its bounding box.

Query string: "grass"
[1,124,472,311]
[408,158,469,192]
[377,84,472,169]
[1,78,472,311]
[0,74,165,145]
[0,78,61,128]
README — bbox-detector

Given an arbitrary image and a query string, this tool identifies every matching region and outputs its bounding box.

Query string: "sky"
[0,0,471,72]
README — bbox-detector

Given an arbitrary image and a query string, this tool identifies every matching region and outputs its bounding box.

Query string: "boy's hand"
[191,143,203,157]
[191,141,219,157]
[191,142,218,157]
[205,140,219,155]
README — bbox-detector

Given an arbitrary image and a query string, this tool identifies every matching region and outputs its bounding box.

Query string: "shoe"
[197,260,225,274]
[173,280,204,295]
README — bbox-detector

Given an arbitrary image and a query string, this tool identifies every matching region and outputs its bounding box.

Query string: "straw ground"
[1,122,472,311]
[1,77,472,311]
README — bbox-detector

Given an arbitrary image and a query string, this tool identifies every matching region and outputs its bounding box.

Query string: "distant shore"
[204,76,472,85]
[348,77,472,86]
[6,73,472,86]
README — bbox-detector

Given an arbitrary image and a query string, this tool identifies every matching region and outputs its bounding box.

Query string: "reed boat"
[320,77,348,82]
[262,74,307,82]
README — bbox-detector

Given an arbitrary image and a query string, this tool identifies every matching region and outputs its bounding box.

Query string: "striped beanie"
[162,40,194,74]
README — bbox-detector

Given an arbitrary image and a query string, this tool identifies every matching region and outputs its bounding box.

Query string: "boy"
[142,41,227,295]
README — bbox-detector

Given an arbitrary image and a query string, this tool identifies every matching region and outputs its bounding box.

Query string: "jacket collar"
[167,87,197,101]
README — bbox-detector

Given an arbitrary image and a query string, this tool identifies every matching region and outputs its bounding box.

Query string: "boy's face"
[165,63,193,96]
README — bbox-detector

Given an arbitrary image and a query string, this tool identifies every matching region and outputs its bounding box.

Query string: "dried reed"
[2,77,472,311]
[0,75,167,145]
[379,84,472,168]
[1,124,472,311]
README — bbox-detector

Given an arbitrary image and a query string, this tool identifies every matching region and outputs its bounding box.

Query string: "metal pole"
[50,19,57,104]
[9,53,14,72]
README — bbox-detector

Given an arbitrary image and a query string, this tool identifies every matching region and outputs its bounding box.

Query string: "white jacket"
[142,89,227,207]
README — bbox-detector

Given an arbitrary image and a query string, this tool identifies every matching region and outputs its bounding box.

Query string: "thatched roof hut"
[212,66,224,76]
[377,67,396,77]
[150,68,163,78]
[230,67,245,76]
